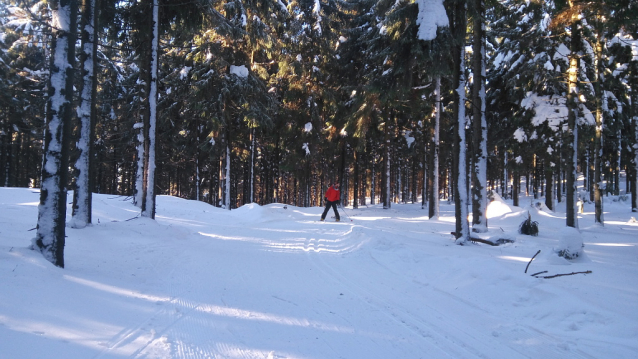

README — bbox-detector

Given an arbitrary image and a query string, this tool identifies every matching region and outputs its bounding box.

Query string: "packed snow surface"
[1,187,637,358]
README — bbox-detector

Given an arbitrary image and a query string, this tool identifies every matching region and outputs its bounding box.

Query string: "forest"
[0,0,637,266]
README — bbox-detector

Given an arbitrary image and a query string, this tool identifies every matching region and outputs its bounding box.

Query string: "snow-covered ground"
[1,187,637,359]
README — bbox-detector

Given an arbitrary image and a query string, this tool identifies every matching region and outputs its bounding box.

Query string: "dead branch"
[530,271,548,276]
[470,236,514,246]
[525,250,541,273]
[534,271,592,279]
[469,236,497,246]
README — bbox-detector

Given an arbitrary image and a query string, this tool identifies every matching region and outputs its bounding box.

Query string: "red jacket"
[325,186,340,202]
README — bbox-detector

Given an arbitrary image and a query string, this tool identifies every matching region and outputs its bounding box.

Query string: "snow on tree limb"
[416,0,449,41]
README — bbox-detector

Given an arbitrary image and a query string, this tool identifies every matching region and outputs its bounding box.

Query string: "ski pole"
[340,203,353,222]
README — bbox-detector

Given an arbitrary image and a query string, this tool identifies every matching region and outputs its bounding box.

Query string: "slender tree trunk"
[71,0,99,228]
[422,134,427,209]
[557,140,562,203]
[451,0,469,242]
[134,122,144,206]
[140,0,159,219]
[545,162,554,211]
[353,149,359,209]
[430,76,441,219]
[503,151,508,199]
[631,60,638,212]
[371,147,376,205]
[513,171,519,207]
[0,121,8,187]
[250,128,255,203]
[225,140,231,209]
[471,0,488,232]
[383,117,391,209]
[565,13,581,229]
[593,37,604,223]
[35,0,78,268]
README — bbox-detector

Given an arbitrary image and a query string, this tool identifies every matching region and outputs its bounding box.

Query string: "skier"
[320,182,341,222]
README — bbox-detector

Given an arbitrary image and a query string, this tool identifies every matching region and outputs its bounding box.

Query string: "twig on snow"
[525,250,541,273]
[534,271,592,279]
[530,270,548,277]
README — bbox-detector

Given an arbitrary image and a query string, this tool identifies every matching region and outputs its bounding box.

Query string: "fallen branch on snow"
[525,250,541,273]
[533,271,592,279]
[469,236,515,246]
[530,270,548,276]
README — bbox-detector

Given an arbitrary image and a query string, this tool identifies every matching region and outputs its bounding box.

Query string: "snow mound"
[531,199,552,213]
[555,226,584,260]
[486,192,513,218]
[232,202,295,223]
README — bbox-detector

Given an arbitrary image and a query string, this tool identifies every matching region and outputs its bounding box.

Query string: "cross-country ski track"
[1,190,637,358]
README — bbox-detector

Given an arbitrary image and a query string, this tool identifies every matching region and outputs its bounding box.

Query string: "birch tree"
[34,0,78,267]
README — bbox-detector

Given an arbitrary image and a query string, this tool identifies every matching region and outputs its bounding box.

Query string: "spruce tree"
[35,0,78,267]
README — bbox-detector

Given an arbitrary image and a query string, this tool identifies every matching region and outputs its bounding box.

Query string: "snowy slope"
[1,187,637,359]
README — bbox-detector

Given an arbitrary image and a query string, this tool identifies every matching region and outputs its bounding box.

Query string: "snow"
[179,66,191,80]
[521,93,567,130]
[51,4,71,32]
[304,122,312,132]
[230,65,248,78]
[276,0,288,14]
[403,130,414,147]
[415,0,449,41]
[556,226,584,259]
[513,127,527,142]
[2,184,638,358]
[312,0,322,35]
[553,44,570,63]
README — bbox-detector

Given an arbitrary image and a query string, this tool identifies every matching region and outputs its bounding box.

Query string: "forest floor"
[1,187,637,359]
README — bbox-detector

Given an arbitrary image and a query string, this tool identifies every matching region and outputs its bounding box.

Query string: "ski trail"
[362,240,597,359]
[91,228,200,359]
[305,228,595,359]
[305,235,477,358]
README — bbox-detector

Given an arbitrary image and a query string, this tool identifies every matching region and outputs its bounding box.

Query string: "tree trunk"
[593,37,604,223]
[451,0,469,242]
[545,162,554,211]
[35,0,78,268]
[383,115,391,209]
[353,149,359,209]
[471,0,488,232]
[72,0,99,228]
[513,171,519,207]
[565,14,581,229]
[140,0,159,219]
[631,60,638,212]
[431,76,441,219]
[250,128,255,203]
[371,145,376,205]
[225,135,231,210]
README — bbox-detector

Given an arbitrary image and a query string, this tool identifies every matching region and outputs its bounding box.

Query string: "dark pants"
[321,201,340,220]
